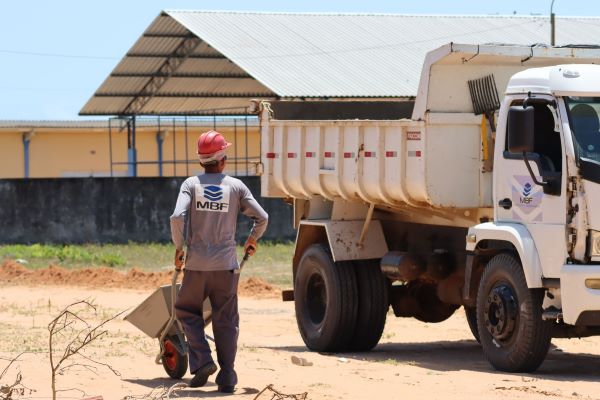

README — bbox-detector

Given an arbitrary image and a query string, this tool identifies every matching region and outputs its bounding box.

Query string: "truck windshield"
[565,96,600,162]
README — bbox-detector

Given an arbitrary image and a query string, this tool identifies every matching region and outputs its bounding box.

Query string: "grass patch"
[0,242,294,286]
[237,242,293,286]
[0,243,128,268]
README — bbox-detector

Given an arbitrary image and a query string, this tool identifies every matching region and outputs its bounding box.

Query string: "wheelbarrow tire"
[161,337,188,379]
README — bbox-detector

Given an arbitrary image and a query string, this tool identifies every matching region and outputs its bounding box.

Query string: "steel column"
[234,118,238,176]
[127,116,138,177]
[108,121,114,177]
[184,116,189,176]
[172,118,177,176]
[22,130,33,178]
[156,131,165,177]
[245,110,249,175]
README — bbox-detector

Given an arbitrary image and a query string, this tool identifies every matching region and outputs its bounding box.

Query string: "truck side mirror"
[507,106,534,153]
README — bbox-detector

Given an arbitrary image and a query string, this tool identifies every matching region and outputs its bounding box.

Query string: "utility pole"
[551,0,556,46]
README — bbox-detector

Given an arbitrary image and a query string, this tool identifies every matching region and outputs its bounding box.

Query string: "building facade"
[0,118,259,179]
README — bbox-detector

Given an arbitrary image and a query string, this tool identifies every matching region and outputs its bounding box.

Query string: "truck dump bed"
[262,116,486,209]
[260,43,600,212]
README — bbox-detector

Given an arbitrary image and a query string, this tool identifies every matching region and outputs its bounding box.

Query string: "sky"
[0,0,598,120]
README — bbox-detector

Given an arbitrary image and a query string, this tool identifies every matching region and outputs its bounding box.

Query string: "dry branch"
[253,384,308,400]
[48,300,125,400]
[122,382,186,400]
[0,353,34,400]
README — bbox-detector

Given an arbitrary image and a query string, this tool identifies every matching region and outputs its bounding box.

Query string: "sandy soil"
[1,274,599,399]
[0,261,278,297]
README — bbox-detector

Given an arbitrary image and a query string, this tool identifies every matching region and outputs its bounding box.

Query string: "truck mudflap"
[560,264,600,325]
[295,220,388,263]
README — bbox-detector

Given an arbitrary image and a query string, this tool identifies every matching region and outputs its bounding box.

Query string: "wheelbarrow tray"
[125,282,211,338]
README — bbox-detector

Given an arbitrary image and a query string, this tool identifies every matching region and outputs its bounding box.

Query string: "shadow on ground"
[262,339,600,382]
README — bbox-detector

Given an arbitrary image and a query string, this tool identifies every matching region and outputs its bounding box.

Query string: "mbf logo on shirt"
[196,184,230,212]
[204,185,224,201]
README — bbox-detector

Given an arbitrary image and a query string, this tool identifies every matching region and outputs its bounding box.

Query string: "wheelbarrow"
[124,252,251,379]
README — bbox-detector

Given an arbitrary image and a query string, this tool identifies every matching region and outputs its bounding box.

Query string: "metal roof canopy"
[81,11,279,116]
[81,10,600,116]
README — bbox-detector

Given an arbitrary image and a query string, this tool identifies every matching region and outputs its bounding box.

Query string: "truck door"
[495,100,568,278]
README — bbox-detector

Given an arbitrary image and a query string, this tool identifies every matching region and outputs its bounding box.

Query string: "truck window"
[532,104,562,172]
[565,97,600,163]
[504,102,562,172]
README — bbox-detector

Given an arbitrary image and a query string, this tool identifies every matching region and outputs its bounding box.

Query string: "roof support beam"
[95,92,273,98]
[82,111,259,116]
[110,72,252,79]
[125,53,226,59]
[142,32,195,38]
[123,36,203,115]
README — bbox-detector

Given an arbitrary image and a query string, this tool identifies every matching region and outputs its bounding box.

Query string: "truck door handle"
[498,198,512,210]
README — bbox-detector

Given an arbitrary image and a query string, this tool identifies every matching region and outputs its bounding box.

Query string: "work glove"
[244,237,258,256]
[174,249,185,270]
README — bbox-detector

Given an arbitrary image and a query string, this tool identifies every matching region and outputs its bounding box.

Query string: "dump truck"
[254,43,600,372]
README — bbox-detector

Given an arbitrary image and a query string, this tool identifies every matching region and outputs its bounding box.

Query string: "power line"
[0,49,119,60]
[0,18,551,63]
[0,86,84,92]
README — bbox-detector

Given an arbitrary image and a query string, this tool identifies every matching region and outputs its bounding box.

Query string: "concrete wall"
[0,177,295,244]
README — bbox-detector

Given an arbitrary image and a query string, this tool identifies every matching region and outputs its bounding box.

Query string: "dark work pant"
[175,269,240,386]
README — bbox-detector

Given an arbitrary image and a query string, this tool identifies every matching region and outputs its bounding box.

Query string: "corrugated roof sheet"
[81,11,600,116]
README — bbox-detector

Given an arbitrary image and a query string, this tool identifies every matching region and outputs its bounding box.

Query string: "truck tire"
[294,244,358,352]
[476,253,552,372]
[464,306,480,343]
[349,260,389,351]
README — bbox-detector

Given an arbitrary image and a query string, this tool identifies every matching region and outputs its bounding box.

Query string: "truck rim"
[484,284,518,342]
[163,340,178,371]
[306,272,326,325]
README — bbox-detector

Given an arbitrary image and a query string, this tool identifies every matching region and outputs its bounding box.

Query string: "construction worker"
[170,130,268,393]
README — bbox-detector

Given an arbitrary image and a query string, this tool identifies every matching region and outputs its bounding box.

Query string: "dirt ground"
[1,266,600,399]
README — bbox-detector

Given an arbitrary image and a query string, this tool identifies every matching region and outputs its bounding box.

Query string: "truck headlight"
[589,230,600,258]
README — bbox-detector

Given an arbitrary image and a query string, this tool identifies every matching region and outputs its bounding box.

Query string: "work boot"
[189,361,217,388]
[218,385,235,394]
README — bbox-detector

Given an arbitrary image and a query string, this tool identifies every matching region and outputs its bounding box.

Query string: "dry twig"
[0,353,34,400]
[48,300,125,400]
[253,384,308,400]
[122,382,186,400]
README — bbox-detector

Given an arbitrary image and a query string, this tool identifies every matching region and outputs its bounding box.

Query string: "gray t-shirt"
[170,173,268,271]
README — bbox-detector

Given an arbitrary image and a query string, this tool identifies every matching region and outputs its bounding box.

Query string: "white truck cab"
[257,43,600,373]
[470,64,600,326]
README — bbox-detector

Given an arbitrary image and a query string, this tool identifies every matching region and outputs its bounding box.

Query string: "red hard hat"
[197,130,232,161]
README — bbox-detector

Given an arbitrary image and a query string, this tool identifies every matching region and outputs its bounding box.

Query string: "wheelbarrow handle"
[155,267,183,364]
[234,251,252,274]
[242,251,251,263]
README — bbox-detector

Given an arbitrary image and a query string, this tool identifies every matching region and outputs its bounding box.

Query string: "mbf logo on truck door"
[511,175,543,222]
[195,184,230,213]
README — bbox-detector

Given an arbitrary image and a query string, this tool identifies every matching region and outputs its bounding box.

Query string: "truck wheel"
[464,306,480,343]
[161,337,188,379]
[349,260,389,351]
[476,253,552,372]
[295,244,358,352]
